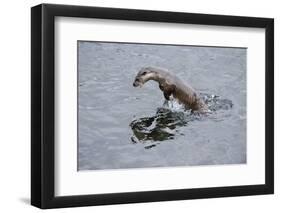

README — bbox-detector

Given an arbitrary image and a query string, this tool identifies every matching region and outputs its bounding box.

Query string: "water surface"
[78,41,246,170]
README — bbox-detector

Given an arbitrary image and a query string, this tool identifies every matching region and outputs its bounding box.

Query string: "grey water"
[78,41,246,170]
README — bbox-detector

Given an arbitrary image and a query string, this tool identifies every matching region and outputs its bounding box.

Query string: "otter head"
[133,67,155,88]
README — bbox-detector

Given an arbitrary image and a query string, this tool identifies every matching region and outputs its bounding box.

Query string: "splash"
[130,93,233,149]
[201,93,233,111]
[162,98,186,112]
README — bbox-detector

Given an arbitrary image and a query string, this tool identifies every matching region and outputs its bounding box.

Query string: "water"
[78,41,247,170]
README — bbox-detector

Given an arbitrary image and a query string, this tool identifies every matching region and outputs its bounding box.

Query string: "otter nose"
[133,79,139,87]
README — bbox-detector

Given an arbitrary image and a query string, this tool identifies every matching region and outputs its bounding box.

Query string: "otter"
[133,67,208,112]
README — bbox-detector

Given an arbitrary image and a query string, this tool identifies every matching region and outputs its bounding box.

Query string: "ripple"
[130,94,233,148]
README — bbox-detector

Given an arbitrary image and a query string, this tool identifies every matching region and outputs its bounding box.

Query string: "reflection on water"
[130,108,188,144]
[130,94,233,148]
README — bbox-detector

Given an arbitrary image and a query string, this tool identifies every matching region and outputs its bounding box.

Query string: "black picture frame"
[31,3,274,209]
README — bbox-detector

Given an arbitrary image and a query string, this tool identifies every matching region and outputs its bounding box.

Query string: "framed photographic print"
[31,3,274,209]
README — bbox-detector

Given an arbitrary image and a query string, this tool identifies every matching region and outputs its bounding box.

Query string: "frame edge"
[31,3,274,209]
[265,18,274,194]
[31,4,43,208]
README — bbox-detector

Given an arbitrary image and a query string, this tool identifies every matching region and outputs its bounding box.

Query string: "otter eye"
[142,72,147,75]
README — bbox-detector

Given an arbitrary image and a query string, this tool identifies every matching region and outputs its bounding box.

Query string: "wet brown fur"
[133,67,208,112]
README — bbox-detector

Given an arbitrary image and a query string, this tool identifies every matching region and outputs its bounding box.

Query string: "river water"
[78,41,246,170]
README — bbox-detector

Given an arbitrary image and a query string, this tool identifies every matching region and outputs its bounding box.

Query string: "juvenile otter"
[133,67,208,112]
